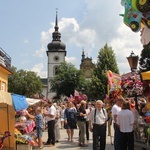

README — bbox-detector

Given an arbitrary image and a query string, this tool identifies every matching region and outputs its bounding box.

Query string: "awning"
[141,71,150,80]
[0,91,43,111]
[11,94,28,111]
[26,98,41,106]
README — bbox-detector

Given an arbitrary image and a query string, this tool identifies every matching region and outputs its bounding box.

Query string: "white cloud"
[109,24,143,74]
[31,63,47,78]
[66,56,76,64]
[35,45,46,57]
[60,18,80,32]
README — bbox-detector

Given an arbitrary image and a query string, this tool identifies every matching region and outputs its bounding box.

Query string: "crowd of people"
[24,94,150,150]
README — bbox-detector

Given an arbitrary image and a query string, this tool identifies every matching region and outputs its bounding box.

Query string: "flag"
[106,70,113,87]
[106,70,121,90]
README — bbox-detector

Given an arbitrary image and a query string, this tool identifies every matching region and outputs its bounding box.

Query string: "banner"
[106,70,121,90]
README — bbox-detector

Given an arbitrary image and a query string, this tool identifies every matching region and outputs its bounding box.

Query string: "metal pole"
[134,93,139,112]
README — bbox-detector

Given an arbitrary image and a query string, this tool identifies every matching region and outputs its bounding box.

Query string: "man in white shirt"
[111,97,123,150]
[117,100,134,150]
[89,100,108,150]
[44,100,56,147]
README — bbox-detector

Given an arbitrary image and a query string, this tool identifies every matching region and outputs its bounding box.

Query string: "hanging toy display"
[120,0,150,32]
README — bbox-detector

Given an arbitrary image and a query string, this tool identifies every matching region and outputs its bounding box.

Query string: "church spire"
[55,10,58,32]
[52,10,61,41]
[81,48,85,62]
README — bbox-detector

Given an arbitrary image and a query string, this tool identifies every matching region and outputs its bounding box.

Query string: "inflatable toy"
[120,0,150,32]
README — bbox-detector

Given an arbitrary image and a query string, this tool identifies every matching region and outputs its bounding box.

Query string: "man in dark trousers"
[111,97,123,150]
[89,100,108,150]
[44,100,56,147]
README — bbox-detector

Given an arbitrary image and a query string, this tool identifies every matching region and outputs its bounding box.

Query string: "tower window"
[54,66,59,76]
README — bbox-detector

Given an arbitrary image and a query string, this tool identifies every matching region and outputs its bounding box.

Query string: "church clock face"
[53,56,59,62]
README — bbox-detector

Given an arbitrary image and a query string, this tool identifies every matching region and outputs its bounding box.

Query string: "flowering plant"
[121,73,143,97]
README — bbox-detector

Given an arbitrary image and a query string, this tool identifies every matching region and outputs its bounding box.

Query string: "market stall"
[0,91,44,150]
[106,69,150,149]
[133,71,150,149]
[13,96,43,150]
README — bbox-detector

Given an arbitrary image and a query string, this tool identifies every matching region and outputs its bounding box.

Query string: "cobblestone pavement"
[37,127,114,150]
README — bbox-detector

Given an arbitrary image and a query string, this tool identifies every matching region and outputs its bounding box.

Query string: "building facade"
[0,47,12,92]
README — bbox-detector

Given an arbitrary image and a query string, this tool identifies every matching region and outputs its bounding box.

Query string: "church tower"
[80,49,95,79]
[46,11,66,98]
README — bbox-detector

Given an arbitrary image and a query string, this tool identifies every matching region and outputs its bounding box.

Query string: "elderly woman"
[89,100,108,150]
[76,100,87,147]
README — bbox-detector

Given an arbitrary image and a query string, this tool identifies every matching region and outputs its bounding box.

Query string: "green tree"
[50,62,86,97]
[97,43,119,73]
[8,66,43,97]
[87,43,119,100]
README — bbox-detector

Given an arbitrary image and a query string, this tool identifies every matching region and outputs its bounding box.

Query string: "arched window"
[54,66,58,76]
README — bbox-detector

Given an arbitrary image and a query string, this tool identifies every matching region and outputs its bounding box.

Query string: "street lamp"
[127,51,139,111]
[127,51,139,72]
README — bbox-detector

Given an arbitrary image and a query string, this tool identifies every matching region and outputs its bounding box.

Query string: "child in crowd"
[26,107,44,149]
[60,105,65,129]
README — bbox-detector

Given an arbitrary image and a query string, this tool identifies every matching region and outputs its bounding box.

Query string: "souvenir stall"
[121,72,147,147]
[0,91,44,150]
[106,70,150,149]
[133,71,150,149]
[13,96,43,150]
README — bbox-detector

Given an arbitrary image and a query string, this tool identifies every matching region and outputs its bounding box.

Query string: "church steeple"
[52,11,61,41]
[47,11,66,54]
[81,48,85,62]
[55,11,58,31]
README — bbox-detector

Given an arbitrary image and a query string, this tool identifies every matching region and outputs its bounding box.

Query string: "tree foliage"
[87,43,119,100]
[139,42,150,72]
[8,66,43,97]
[50,62,86,97]
[97,43,119,73]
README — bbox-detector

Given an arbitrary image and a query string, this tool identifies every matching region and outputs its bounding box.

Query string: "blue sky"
[0,0,143,77]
